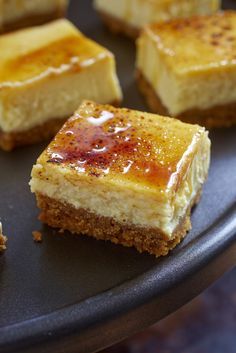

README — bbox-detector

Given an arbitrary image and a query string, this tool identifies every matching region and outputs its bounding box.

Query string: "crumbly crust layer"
[97,10,139,39]
[35,192,201,257]
[136,70,236,128]
[0,118,66,151]
[0,9,66,34]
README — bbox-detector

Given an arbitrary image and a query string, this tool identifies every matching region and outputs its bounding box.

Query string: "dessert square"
[0,0,69,33]
[30,100,210,257]
[94,0,220,38]
[136,11,236,128]
[0,19,122,151]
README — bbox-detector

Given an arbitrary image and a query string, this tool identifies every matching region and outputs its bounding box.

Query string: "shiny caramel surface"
[0,19,110,85]
[147,11,236,74]
[43,101,204,189]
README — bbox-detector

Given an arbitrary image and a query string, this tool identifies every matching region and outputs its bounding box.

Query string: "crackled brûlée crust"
[136,11,236,127]
[94,0,220,38]
[30,101,210,257]
[0,20,122,150]
[0,0,68,34]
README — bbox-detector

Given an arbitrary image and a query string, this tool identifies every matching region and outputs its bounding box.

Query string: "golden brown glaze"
[147,11,236,74]
[45,100,203,188]
[0,34,108,82]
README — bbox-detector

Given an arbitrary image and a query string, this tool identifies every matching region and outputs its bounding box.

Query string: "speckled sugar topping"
[148,11,236,73]
[45,100,203,189]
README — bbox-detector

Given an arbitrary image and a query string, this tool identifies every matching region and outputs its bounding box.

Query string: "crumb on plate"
[32,230,43,243]
[0,222,7,252]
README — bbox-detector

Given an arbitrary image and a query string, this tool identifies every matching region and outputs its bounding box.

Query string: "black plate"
[0,1,236,352]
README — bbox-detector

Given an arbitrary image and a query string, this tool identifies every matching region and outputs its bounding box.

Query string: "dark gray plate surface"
[0,1,235,352]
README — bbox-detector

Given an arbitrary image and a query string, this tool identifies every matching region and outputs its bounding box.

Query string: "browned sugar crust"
[35,192,201,257]
[136,69,236,128]
[97,10,139,39]
[0,8,67,34]
[0,118,66,151]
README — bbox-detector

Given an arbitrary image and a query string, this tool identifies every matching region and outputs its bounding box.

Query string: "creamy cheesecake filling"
[95,0,129,25]
[30,133,210,237]
[94,0,220,29]
[137,31,236,116]
[170,133,210,232]
[0,0,67,27]
[0,56,122,133]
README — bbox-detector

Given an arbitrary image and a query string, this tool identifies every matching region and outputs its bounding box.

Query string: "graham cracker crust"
[97,10,139,39]
[0,118,66,151]
[136,70,236,128]
[35,192,201,257]
[0,9,67,34]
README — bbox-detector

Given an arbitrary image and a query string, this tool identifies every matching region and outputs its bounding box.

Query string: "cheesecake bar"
[0,0,68,33]
[136,11,236,128]
[30,100,210,257]
[94,0,220,38]
[0,19,122,151]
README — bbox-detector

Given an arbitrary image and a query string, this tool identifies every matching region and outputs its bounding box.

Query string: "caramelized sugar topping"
[46,101,200,188]
[0,34,108,84]
[149,11,236,72]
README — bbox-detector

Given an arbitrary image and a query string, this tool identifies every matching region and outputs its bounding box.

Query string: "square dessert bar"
[0,19,122,151]
[30,100,210,257]
[0,0,68,33]
[94,0,220,38]
[136,11,236,128]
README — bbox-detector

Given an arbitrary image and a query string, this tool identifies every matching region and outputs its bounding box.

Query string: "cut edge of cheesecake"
[0,99,120,151]
[0,117,65,151]
[136,69,236,128]
[34,191,201,257]
[0,1,68,34]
